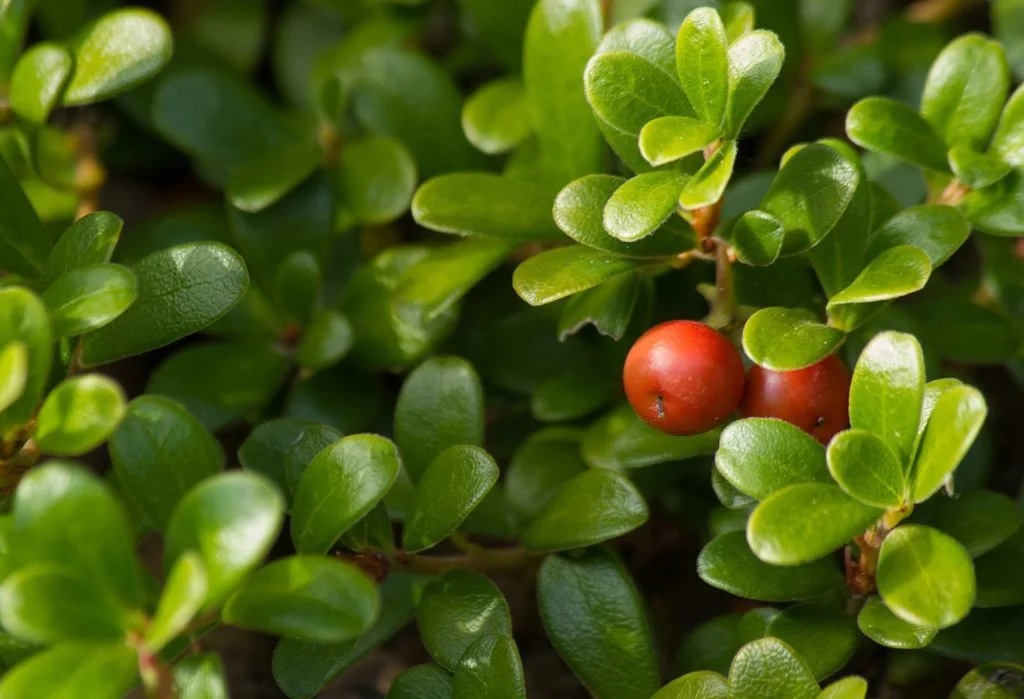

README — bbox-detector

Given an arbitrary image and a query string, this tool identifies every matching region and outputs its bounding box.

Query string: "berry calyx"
[623,320,746,436]
[740,354,851,444]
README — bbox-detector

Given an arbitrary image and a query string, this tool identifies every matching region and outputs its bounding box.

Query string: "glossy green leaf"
[807,156,871,298]
[0,158,47,277]
[729,637,819,699]
[0,643,137,699]
[877,524,976,629]
[951,663,1024,699]
[651,672,729,699]
[827,245,932,310]
[846,97,951,173]
[748,483,883,565]
[228,142,321,214]
[857,595,936,649]
[145,552,207,652]
[827,429,905,508]
[296,311,352,372]
[417,569,512,670]
[731,210,785,266]
[237,419,313,496]
[742,308,845,372]
[34,375,126,457]
[394,356,484,483]
[962,170,1024,237]
[766,604,858,680]
[698,531,844,601]
[929,490,1021,558]
[679,140,737,209]
[990,83,1024,167]
[0,342,26,415]
[63,8,172,105]
[174,654,229,699]
[80,243,248,366]
[716,418,830,501]
[725,29,785,137]
[558,273,641,341]
[462,78,532,155]
[335,136,417,226]
[513,246,645,306]
[388,664,454,699]
[761,144,860,254]
[604,172,688,242]
[164,471,284,607]
[403,445,499,552]
[865,205,970,268]
[639,116,718,166]
[9,43,71,123]
[911,384,987,503]
[506,429,587,522]
[817,676,868,699]
[537,548,660,699]
[46,211,122,282]
[676,8,729,127]
[413,174,564,243]
[522,469,648,551]
[0,288,51,434]
[291,434,401,553]
[110,396,224,531]
[43,263,136,338]
[920,34,1009,150]
[582,403,720,470]
[452,634,526,699]
[948,145,1012,189]
[223,556,378,643]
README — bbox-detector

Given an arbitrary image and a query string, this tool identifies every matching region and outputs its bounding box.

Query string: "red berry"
[740,354,851,445]
[623,320,745,436]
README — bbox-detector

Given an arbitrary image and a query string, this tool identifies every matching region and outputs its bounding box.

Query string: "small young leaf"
[296,311,352,373]
[729,638,819,699]
[865,205,970,268]
[731,210,785,266]
[948,145,1012,189]
[0,159,48,277]
[582,403,719,470]
[335,136,418,226]
[228,142,321,214]
[817,676,868,699]
[766,603,859,680]
[911,384,987,503]
[725,30,785,137]
[748,483,882,565]
[417,570,512,670]
[0,643,137,699]
[827,246,932,309]
[877,524,976,629]
[403,445,499,553]
[537,548,660,699]
[46,211,123,282]
[223,556,378,643]
[9,43,71,123]
[0,342,26,415]
[676,8,729,128]
[514,246,645,306]
[827,430,906,508]
[35,375,126,457]
[145,552,207,652]
[715,418,830,501]
[42,263,137,338]
[857,595,936,649]
[929,490,1022,558]
[651,672,729,699]
[462,78,532,155]
[846,97,950,173]
[452,634,526,699]
[678,140,737,209]
[742,308,845,372]
[0,288,50,435]
[990,83,1024,167]
[173,654,229,699]
[604,172,688,242]
[950,663,1024,699]
[639,116,718,167]
[522,469,648,551]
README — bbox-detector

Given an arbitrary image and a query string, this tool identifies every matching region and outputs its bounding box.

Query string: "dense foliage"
[0,0,1021,697]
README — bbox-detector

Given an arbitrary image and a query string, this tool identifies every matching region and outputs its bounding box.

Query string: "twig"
[392,547,542,575]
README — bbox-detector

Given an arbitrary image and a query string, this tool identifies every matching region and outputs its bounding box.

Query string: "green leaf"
[766,604,859,680]
[145,552,207,652]
[291,434,401,554]
[513,246,645,306]
[676,8,729,128]
[0,158,47,277]
[403,445,499,553]
[951,663,1024,699]
[462,78,532,155]
[857,595,936,649]
[929,490,1021,558]
[729,637,819,699]
[827,430,905,508]
[0,564,128,644]
[63,8,172,105]
[582,403,720,470]
[522,469,648,551]
[877,524,976,629]
[865,205,970,268]
[110,396,224,531]
[932,606,1024,665]
[848,331,924,464]
[223,556,378,643]
[698,531,844,601]
[524,0,603,185]
[911,384,987,503]
[678,140,737,209]
[13,462,143,606]
[413,174,565,243]
[452,634,526,699]
[639,116,718,167]
[742,308,845,372]
[228,142,321,215]
[731,210,785,266]
[532,362,618,422]
[948,145,1012,189]
[0,643,137,699]
[651,672,729,699]
[817,676,868,699]
[46,211,122,282]
[554,175,693,258]
[42,263,136,338]
[394,356,484,483]
[80,243,249,366]
[0,288,51,434]
[174,654,229,699]
[990,84,1024,167]
[507,430,586,523]
[238,419,311,497]
[0,342,26,415]
[417,569,512,670]
[748,483,883,565]
[715,418,830,501]
[963,170,1024,237]
[388,664,454,699]
[537,548,660,699]
[335,136,417,226]
[604,172,688,242]
[558,273,641,341]
[34,375,126,457]
[920,34,1009,150]
[164,472,284,607]
[760,144,860,254]
[677,613,743,676]
[846,97,951,173]
[827,246,932,311]
[725,30,785,137]
[273,250,320,326]
[296,311,352,373]
[9,43,72,123]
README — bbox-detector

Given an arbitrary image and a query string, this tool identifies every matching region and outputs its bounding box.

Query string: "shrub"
[0,0,1021,697]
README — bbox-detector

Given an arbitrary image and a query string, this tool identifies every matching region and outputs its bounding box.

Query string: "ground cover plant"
[0,0,1021,697]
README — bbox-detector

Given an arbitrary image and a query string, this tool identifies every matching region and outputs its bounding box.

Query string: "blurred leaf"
[463,79,532,155]
[506,429,586,521]
[388,664,453,699]
[456,0,533,69]
[990,83,1024,167]
[145,552,207,652]
[296,311,352,373]
[452,634,526,699]
[273,250,320,326]
[651,672,729,699]
[729,638,819,699]
[35,375,125,457]
[0,288,51,434]
[846,97,950,173]
[963,170,1024,237]
[238,419,312,497]
[857,595,936,649]
[513,246,646,306]
[43,263,136,338]
[951,663,1024,699]
[532,361,618,422]
[929,491,1021,559]
[0,158,47,277]
[46,211,122,282]
[715,418,830,501]
[742,308,844,371]
[0,643,136,699]
[335,136,417,227]
[932,606,1024,665]
[818,676,868,699]
[417,570,512,670]
[908,296,1020,365]
[948,146,1011,189]
[228,142,321,214]
[725,30,785,138]
[9,43,71,123]
[0,342,26,415]
[911,385,986,503]
[583,403,720,470]
[174,654,229,699]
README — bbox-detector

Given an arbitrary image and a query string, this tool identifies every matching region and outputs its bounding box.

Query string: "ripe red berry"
[623,320,746,436]
[740,354,851,444]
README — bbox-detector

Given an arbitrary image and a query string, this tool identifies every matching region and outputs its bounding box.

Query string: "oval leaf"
[742,308,845,372]
[911,385,987,503]
[42,263,136,338]
[827,429,906,508]
[35,375,126,457]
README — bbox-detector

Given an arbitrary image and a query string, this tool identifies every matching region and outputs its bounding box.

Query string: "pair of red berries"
[623,320,850,445]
